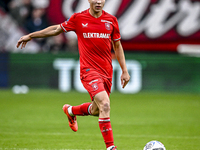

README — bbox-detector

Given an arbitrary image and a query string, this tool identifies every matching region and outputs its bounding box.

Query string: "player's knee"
[100,102,110,113]
[94,91,110,115]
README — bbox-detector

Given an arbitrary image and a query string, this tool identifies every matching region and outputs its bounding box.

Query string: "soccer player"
[16,0,130,149]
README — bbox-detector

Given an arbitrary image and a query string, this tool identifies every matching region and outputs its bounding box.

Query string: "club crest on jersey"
[92,83,98,91]
[105,23,111,30]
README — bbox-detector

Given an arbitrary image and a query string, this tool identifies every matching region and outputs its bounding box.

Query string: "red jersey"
[60,9,121,78]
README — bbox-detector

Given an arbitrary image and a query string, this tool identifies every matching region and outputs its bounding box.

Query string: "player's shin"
[99,118,115,149]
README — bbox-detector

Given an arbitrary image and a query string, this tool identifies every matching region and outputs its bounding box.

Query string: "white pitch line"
[115,134,200,140]
[0,149,96,150]
[1,132,200,140]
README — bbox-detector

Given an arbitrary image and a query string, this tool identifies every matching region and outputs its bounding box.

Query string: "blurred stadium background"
[0,0,200,93]
[0,0,200,149]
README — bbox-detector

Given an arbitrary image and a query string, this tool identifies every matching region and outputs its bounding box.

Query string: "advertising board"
[47,0,200,52]
[8,53,200,93]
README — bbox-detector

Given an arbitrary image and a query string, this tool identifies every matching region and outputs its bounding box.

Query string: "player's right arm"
[16,25,64,49]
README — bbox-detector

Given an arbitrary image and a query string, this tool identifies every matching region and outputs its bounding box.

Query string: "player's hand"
[16,35,32,49]
[121,71,130,88]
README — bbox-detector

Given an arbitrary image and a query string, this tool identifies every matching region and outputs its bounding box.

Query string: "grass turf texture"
[0,89,199,150]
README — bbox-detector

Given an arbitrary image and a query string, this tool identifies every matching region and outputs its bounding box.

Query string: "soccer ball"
[143,140,166,150]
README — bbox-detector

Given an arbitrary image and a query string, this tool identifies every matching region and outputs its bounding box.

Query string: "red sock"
[99,118,114,148]
[72,103,92,116]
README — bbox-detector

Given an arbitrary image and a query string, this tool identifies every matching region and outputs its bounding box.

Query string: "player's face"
[88,0,105,14]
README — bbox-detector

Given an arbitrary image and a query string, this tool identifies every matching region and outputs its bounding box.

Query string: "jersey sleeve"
[60,13,76,32]
[111,17,121,42]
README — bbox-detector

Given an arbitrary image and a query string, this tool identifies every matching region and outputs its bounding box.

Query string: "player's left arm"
[112,40,130,88]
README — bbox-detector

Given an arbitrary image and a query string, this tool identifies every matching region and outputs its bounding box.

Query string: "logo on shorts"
[92,83,98,91]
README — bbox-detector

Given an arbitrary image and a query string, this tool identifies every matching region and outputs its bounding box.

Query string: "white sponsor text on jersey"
[83,33,110,38]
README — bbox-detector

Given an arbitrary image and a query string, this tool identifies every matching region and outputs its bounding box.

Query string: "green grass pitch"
[0,89,200,150]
